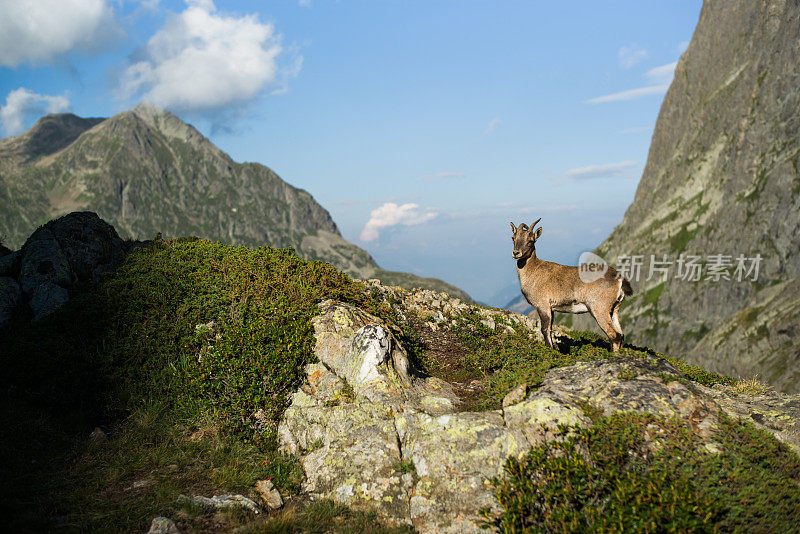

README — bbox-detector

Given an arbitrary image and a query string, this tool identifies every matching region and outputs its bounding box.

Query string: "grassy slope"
[1,238,797,532]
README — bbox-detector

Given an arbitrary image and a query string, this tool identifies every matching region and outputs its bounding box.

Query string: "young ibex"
[511,218,633,351]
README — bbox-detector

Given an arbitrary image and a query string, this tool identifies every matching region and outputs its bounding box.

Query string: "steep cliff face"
[572,0,800,391]
[0,104,470,300]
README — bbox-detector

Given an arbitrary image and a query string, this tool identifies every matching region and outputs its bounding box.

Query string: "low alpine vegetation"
[487,411,800,533]
[0,237,396,531]
[405,308,733,411]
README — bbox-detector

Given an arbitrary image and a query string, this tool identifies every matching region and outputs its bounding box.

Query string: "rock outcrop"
[278,281,800,532]
[530,0,800,392]
[0,211,129,324]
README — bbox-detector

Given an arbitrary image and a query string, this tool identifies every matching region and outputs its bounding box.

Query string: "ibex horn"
[530,218,542,229]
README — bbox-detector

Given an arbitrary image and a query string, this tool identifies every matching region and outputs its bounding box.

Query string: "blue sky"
[0,0,702,304]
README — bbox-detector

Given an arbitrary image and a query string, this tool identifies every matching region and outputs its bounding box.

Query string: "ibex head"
[510,218,542,260]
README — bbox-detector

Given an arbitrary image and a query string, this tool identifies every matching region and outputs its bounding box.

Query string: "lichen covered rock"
[278,286,800,533]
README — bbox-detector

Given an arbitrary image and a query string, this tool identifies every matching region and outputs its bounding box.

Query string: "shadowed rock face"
[278,283,800,533]
[534,0,800,391]
[0,211,128,322]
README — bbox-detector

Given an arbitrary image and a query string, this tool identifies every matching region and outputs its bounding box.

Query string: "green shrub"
[486,412,800,533]
[2,238,393,445]
[94,238,394,446]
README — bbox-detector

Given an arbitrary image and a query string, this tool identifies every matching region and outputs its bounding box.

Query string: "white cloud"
[421,171,466,181]
[0,88,71,136]
[585,84,669,104]
[0,0,117,67]
[360,203,437,242]
[618,44,648,69]
[298,0,311,6]
[485,117,500,135]
[586,55,679,105]
[119,0,295,112]
[563,160,638,180]
[645,61,678,85]
[270,54,303,96]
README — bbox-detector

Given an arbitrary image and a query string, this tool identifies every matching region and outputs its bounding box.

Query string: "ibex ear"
[510,222,517,233]
[532,227,543,242]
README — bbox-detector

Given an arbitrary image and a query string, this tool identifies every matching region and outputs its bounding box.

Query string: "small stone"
[696,416,716,438]
[177,493,260,514]
[89,427,107,442]
[502,383,529,408]
[131,479,152,489]
[147,517,179,534]
[255,479,284,509]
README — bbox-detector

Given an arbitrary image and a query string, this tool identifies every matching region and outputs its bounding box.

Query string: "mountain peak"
[129,102,171,122]
[0,112,104,159]
[123,102,200,143]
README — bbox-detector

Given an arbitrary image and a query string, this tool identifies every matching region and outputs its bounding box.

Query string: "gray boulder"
[15,211,126,319]
[19,211,124,288]
[254,479,283,509]
[29,282,70,321]
[18,229,73,293]
[147,517,179,534]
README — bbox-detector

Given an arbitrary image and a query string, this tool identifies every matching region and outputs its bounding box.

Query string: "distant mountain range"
[507,0,800,392]
[0,103,470,301]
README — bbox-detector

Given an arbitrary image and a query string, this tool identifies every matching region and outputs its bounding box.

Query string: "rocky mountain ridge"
[0,103,470,301]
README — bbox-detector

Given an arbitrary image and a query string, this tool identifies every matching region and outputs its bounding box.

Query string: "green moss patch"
[682,323,711,341]
[642,282,665,306]
[669,224,700,253]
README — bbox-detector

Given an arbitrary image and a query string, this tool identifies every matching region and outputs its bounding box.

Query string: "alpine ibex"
[511,218,633,351]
